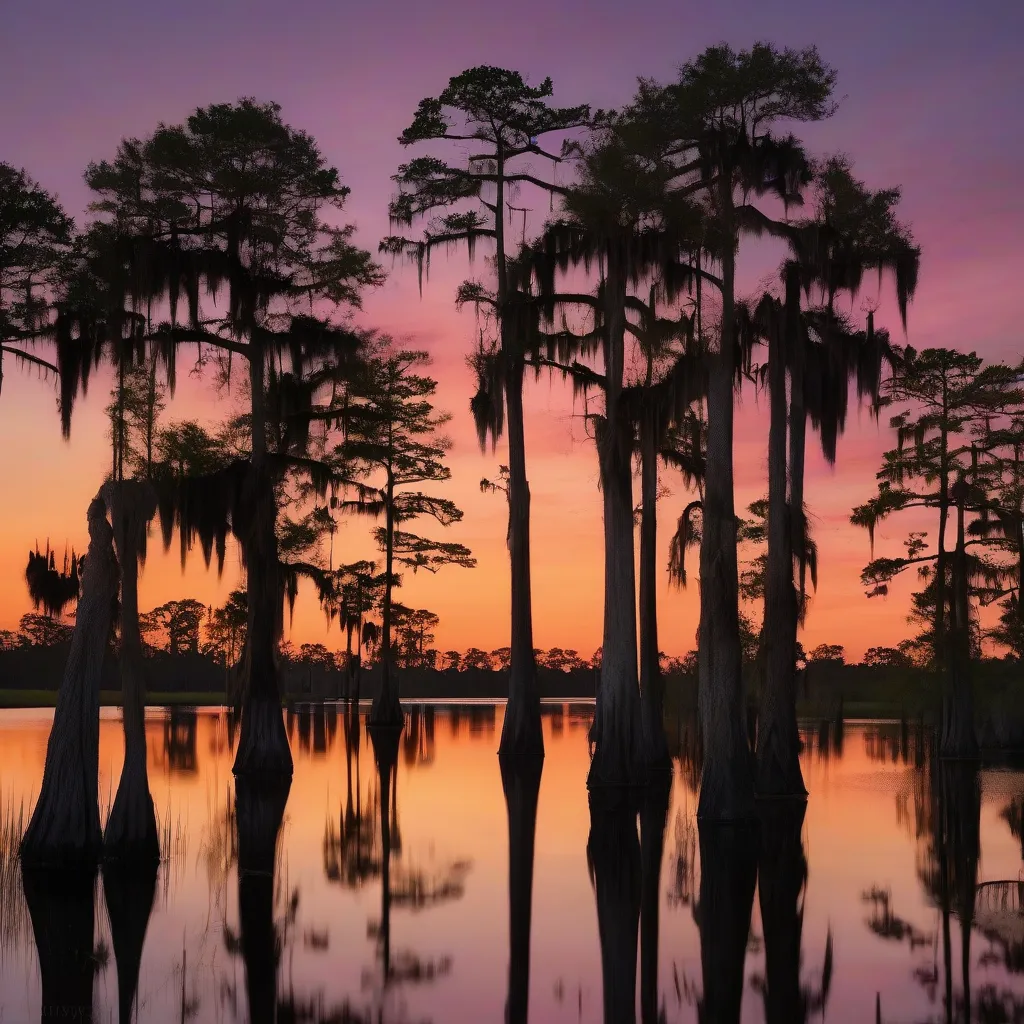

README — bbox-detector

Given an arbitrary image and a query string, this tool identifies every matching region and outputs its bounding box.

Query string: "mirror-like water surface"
[2,703,1024,1022]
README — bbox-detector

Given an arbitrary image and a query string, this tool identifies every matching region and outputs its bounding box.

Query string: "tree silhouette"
[344,347,475,724]
[0,163,72,399]
[383,66,589,755]
[518,120,705,783]
[102,479,161,861]
[746,155,919,797]
[24,541,81,619]
[76,98,384,777]
[852,348,1023,754]
[21,496,118,866]
[653,43,837,819]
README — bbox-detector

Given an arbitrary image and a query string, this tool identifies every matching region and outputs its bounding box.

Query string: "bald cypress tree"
[75,99,383,776]
[343,348,475,725]
[383,68,588,755]
[649,44,838,819]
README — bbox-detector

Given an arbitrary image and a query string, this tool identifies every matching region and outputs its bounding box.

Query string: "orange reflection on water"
[1,707,1024,1022]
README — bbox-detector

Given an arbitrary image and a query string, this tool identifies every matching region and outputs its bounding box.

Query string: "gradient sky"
[1,0,1022,661]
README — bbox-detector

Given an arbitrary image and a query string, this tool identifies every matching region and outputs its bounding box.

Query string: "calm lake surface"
[2,703,1024,1023]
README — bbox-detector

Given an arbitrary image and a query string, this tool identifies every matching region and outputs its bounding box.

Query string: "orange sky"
[1,4,1022,664]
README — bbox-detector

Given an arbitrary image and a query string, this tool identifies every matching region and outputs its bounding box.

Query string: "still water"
[1,703,1024,1023]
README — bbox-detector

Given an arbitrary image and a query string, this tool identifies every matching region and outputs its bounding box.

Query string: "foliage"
[139,598,207,655]
[24,542,81,619]
[392,606,440,668]
[808,644,845,665]
[0,163,73,400]
[203,589,247,665]
[17,613,74,647]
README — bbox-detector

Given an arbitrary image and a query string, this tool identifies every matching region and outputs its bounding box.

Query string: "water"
[1,703,1023,1022]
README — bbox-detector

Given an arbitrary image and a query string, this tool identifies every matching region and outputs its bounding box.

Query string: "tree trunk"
[640,406,670,772]
[236,775,291,1024]
[500,354,544,755]
[590,250,644,787]
[758,269,806,799]
[587,787,641,1024]
[233,464,293,777]
[697,224,755,821]
[103,480,160,862]
[640,775,671,1024]
[21,863,96,1023]
[757,802,808,1023]
[103,858,158,1024]
[940,495,977,757]
[21,495,117,867]
[234,341,292,777]
[696,821,758,1024]
[372,480,403,726]
[500,754,543,1024]
[788,345,807,602]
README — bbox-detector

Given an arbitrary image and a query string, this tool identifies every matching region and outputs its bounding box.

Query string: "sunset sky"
[1,0,1022,662]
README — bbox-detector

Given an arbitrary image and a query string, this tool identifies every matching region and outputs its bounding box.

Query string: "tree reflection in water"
[21,864,101,1023]
[753,803,832,1023]
[587,787,641,1024]
[695,821,757,1024]
[500,753,542,1024]
[103,857,159,1023]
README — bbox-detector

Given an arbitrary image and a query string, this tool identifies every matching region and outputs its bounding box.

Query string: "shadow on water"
[103,858,158,1023]
[500,754,542,1024]
[21,864,98,1022]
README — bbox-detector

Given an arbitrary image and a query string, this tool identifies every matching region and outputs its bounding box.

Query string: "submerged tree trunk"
[757,802,809,1023]
[697,228,754,821]
[103,480,160,861]
[21,864,96,1023]
[500,754,543,1024]
[500,354,544,755]
[590,251,643,787]
[640,406,670,773]
[21,495,117,867]
[696,821,758,1023]
[640,775,671,1024]
[103,858,159,1023]
[236,775,291,1024]
[758,269,806,799]
[587,787,641,1024]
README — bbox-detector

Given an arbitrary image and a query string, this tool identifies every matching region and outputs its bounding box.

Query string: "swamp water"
[1,703,1024,1022]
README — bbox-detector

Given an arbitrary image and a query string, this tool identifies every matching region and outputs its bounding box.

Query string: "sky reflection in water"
[1,704,1024,1022]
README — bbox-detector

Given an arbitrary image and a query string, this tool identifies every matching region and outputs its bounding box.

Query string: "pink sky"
[1,0,1021,662]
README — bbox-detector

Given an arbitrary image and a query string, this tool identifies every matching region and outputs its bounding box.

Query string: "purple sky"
[2,0,1022,659]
